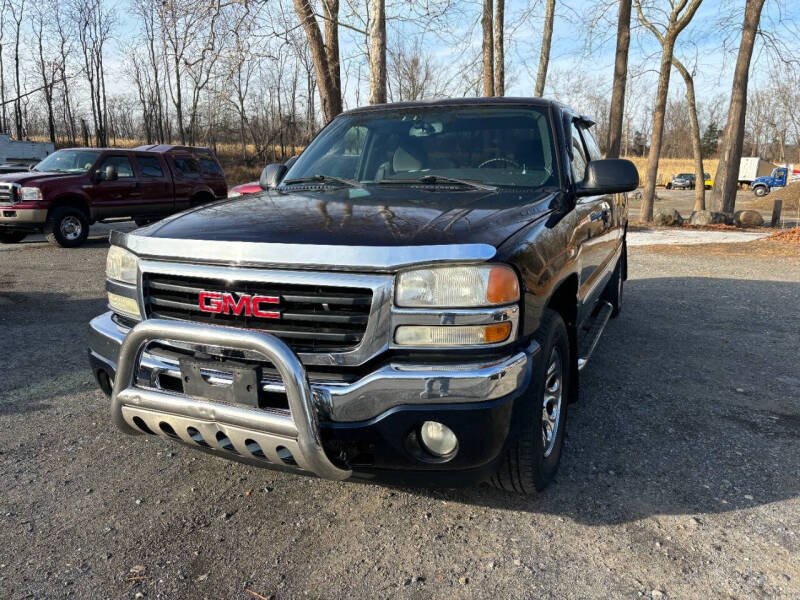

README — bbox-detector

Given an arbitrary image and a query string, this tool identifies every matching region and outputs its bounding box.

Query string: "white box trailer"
[0,134,54,165]
[738,157,774,186]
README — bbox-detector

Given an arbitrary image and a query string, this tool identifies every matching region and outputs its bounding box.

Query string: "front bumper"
[89,312,536,483]
[0,207,47,230]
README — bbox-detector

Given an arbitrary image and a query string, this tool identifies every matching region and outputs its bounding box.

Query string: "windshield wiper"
[379,175,497,192]
[282,174,363,188]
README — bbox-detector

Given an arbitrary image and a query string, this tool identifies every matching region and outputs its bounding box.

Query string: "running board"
[577,301,613,371]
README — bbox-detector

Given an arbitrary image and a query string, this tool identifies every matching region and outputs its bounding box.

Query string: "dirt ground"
[1,230,799,599]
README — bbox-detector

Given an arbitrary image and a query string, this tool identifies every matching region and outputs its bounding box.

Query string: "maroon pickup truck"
[0,144,227,247]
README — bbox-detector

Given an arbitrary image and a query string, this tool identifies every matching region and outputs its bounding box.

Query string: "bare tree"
[293,0,342,122]
[634,0,704,222]
[481,0,493,96]
[493,0,504,95]
[709,0,766,214]
[368,0,386,104]
[9,0,23,138]
[534,0,556,97]
[605,0,631,157]
[672,57,705,210]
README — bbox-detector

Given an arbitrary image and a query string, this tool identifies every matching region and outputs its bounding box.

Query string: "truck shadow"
[0,292,107,416]
[401,276,800,524]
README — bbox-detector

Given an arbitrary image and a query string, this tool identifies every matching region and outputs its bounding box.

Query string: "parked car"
[0,145,226,247]
[666,172,695,190]
[228,181,261,197]
[89,98,638,494]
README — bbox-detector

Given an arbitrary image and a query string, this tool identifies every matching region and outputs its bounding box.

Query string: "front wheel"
[44,207,89,248]
[489,309,570,495]
[753,185,769,197]
[0,231,26,244]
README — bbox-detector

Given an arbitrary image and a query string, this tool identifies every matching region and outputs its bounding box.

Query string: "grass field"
[623,157,720,187]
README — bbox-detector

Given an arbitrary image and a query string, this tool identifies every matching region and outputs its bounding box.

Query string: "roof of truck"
[342,96,594,125]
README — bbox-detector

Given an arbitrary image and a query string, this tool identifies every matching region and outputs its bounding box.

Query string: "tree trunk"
[673,58,704,211]
[323,0,341,110]
[709,0,766,214]
[534,0,555,97]
[493,0,504,96]
[606,0,631,158]
[639,35,676,223]
[368,0,386,104]
[481,0,494,96]
[294,0,341,123]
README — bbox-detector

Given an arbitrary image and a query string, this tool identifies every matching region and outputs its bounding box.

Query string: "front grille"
[0,184,17,204]
[143,273,373,353]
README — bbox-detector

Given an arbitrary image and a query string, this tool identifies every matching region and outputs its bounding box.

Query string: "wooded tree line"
[1,0,797,217]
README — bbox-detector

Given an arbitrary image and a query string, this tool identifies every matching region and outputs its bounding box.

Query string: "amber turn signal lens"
[483,322,512,343]
[487,266,520,304]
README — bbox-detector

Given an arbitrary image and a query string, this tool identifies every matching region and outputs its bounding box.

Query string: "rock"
[129,565,146,574]
[458,576,469,585]
[733,210,764,227]
[689,210,731,226]
[134,593,145,599]
[653,208,683,226]
[651,590,664,598]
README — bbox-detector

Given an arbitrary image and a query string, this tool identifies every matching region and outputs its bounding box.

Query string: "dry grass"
[741,183,800,213]
[637,239,800,258]
[622,156,719,188]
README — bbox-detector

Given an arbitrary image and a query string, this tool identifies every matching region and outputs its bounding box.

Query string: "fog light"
[419,421,458,457]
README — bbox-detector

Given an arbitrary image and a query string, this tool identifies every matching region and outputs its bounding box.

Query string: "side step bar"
[577,301,613,371]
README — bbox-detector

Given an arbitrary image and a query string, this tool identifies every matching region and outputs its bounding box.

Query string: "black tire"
[753,185,768,197]
[0,231,26,244]
[489,309,571,495]
[44,207,89,248]
[601,238,626,318]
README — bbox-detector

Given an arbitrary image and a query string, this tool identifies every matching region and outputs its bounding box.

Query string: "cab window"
[570,126,588,183]
[98,155,134,178]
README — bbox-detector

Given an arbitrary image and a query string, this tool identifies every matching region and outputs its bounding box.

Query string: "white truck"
[737,157,774,188]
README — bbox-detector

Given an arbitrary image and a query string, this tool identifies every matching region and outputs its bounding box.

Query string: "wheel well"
[546,274,579,403]
[49,196,90,219]
[189,191,214,206]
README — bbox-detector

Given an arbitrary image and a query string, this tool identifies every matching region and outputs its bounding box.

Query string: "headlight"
[395,264,519,308]
[106,245,138,284]
[20,186,43,201]
[227,190,242,198]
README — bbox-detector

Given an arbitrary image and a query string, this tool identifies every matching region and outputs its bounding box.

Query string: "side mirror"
[260,163,287,190]
[103,165,118,182]
[576,159,639,197]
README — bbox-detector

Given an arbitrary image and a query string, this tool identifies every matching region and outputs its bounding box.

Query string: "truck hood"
[139,186,558,249]
[0,171,81,185]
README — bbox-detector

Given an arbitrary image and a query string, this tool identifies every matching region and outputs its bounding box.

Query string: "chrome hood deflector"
[111,230,496,272]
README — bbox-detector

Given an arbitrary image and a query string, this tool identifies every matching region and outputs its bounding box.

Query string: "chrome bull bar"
[111,319,352,481]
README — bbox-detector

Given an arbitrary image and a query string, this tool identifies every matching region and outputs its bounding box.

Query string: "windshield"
[284,106,559,189]
[34,150,101,174]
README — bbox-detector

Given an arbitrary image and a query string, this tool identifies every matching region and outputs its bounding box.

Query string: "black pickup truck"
[89,98,638,494]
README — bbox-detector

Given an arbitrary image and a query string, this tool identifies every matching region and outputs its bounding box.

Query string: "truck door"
[132,154,173,215]
[168,154,203,211]
[570,122,615,324]
[91,154,141,219]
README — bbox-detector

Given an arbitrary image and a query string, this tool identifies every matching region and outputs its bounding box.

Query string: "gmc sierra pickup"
[89,98,638,494]
[0,145,226,247]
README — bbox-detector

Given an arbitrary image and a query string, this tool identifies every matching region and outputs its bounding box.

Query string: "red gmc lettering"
[198,291,280,319]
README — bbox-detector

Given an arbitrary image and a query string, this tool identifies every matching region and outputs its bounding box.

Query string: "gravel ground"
[1,232,799,600]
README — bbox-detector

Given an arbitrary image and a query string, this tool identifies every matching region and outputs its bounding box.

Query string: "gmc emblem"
[198,291,280,319]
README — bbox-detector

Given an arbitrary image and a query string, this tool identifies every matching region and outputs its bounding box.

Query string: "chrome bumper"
[111,318,351,480]
[91,312,536,478]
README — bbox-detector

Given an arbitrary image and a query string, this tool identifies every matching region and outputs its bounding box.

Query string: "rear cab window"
[172,155,201,177]
[134,155,165,178]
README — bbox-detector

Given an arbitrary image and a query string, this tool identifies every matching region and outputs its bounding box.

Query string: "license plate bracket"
[178,358,262,408]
